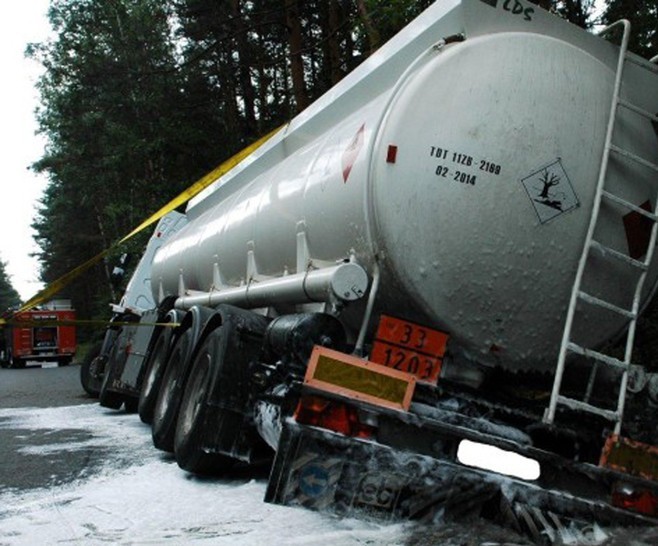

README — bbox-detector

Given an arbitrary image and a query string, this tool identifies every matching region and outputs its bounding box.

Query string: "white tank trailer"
[152,0,658,375]
[88,0,658,536]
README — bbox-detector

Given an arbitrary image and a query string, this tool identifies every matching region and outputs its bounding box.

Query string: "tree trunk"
[284,0,308,112]
[93,204,117,302]
[232,0,257,136]
[324,0,344,86]
[357,0,380,56]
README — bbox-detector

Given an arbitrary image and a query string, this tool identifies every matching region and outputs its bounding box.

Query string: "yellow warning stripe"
[11,125,286,318]
[1,320,180,329]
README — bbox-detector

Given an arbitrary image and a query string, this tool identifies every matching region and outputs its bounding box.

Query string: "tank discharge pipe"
[354,261,380,356]
[174,262,369,311]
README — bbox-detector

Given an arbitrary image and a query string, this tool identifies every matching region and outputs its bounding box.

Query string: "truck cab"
[1,300,76,368]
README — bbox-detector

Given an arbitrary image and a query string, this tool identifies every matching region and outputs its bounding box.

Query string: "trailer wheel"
[152,327,194,452]
[10,356,26,369]
[80,342,104,397]
[124,397,138,413]
[138,327,172,424]
[175,328,235,475]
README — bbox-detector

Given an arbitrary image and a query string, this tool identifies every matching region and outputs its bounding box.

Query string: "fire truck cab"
[1,300,76,368]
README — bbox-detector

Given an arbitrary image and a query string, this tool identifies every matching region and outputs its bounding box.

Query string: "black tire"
[152,328,194,452]
[80,342,104,397]
[138,328,172,424]
[124,397,139,413]
[99,366,124,409]
[175,328,235,475]
[99,340,124,410]
[10,356,25,369]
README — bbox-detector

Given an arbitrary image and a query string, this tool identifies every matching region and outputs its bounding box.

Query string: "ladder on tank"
[544,21,658,435]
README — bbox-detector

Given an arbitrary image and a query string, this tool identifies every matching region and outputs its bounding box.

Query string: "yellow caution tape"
[16,124,286,315]
[18,249,114,315]
[1,319,180,329]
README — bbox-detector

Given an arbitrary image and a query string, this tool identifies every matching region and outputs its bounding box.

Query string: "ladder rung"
[556,395,620,422]
[601,190,658,221]
[577,290,636,319]
[618,98,658,123]
[609,144,658,174]
[589,240,649,270]
[566,342,629,371]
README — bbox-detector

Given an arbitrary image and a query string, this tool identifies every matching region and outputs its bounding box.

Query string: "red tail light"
[294,395,375,439]
[611,483,658,517]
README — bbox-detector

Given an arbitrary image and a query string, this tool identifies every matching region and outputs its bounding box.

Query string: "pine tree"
[0,260,21,311]
[29,0,213,322]
[602,0,657,58]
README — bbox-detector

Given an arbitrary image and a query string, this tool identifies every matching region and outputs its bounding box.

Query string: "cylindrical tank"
[152,21,658,372]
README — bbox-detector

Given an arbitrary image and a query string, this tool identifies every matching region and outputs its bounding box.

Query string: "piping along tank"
[151,0,658,374]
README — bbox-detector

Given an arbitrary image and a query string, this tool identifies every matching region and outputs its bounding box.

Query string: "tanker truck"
[82,0,658,538]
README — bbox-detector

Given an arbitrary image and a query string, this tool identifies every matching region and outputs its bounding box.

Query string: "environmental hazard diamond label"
[521,159,579,224]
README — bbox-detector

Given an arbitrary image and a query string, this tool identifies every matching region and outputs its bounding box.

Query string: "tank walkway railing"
[544,20,658,435]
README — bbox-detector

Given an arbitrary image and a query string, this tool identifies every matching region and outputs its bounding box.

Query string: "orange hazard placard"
[371,315,449,385]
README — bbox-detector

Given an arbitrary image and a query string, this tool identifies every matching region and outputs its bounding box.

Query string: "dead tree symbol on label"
[536,169,564,211]
[521,159,579,224]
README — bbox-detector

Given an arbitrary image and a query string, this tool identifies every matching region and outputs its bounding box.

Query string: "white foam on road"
[0,404,408,545]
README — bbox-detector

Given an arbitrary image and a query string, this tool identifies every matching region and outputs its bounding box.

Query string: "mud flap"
[265,419,500,522]
[265,420,658,545]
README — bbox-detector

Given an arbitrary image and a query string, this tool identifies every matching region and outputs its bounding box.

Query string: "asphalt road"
[0,362,93,409]
[0,363,99,493]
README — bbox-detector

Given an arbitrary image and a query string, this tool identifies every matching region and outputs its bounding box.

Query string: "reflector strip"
[304,346,415,411]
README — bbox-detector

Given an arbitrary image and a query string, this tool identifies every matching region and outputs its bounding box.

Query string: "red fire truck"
[0,300,76,368]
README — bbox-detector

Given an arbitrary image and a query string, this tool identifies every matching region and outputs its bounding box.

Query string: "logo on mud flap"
[354,472,406,511]
[521,159,579,224]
